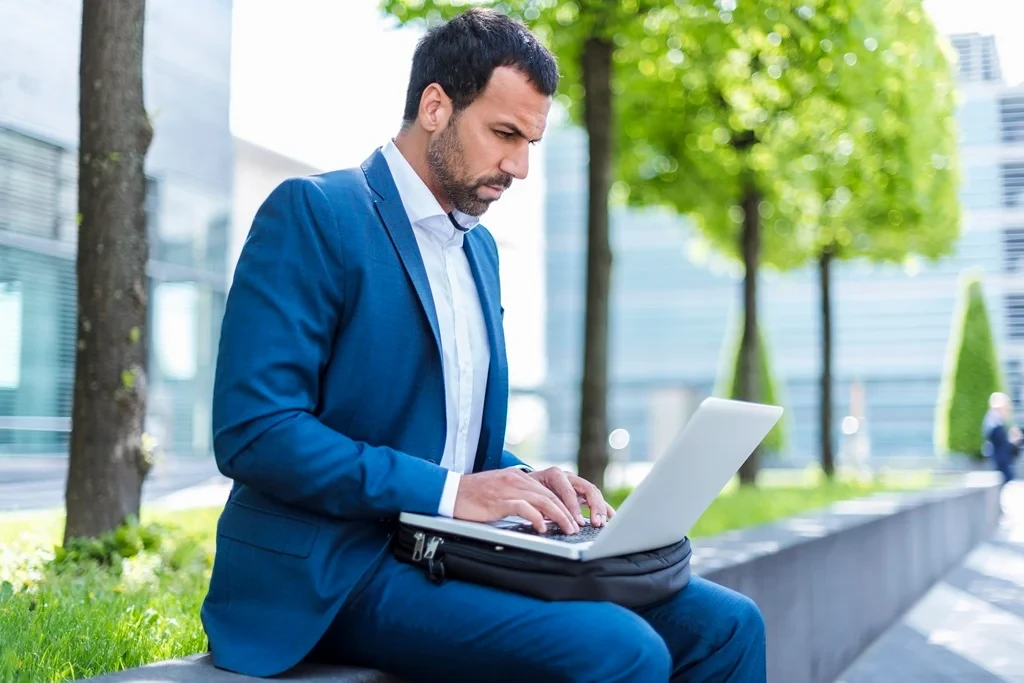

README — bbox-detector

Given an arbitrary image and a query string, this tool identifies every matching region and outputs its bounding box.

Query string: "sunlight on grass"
[0,506,223,683]
[607,466,932,538]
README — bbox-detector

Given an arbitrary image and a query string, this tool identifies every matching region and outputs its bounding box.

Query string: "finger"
[570,476,609,527]
[508,500,546,533]
[546,469,586,526]
[518,474,579,532]
[524,491,578,534]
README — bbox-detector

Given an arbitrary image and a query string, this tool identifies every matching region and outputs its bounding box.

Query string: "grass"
[0,468,931,682]
[0,507,221,683]
[607,467,933,538]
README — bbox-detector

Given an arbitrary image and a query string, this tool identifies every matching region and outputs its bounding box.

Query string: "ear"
[418,83,452,134]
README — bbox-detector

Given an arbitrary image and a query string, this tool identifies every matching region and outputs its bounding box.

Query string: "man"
[203,8,765,682]
[983,392,1021,484]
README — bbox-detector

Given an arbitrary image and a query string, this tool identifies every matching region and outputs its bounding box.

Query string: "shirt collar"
[380,139,480,233]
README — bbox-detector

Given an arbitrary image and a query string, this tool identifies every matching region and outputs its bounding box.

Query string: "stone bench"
[690,471,1002,683]
[86,472,1003,683]
[85,653,400,682]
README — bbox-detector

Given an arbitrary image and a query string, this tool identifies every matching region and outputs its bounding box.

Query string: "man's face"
[428,66,551,217]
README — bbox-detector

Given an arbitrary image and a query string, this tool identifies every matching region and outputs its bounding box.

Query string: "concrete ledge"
[692,472,1003,683]
[86,473,1003,682]
[85,653,400,682]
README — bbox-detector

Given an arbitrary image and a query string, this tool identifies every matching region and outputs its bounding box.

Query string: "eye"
[495,130,515,140]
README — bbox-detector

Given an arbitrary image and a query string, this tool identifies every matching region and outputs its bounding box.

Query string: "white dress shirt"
[381,140,491,517]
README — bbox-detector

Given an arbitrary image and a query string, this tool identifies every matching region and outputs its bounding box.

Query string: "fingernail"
[577,514,586,525]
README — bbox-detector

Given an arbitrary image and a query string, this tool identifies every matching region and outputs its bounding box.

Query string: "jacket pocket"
[217,500,320,558]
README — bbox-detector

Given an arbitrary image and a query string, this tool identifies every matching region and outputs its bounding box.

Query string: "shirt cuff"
[438,470,461,518]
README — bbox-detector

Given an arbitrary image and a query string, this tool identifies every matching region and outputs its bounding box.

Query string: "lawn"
[0,506,221,683]
[0,469,931,682]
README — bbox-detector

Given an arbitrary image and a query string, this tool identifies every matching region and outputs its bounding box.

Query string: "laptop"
[399,397,783,561]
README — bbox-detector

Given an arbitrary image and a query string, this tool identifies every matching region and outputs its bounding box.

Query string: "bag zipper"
[424,536,443,560]
[429,536,548,570]
[411,531,426,561]
[430,535,690,572]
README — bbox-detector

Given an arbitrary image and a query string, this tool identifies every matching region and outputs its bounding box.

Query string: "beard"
[427,119,512,217]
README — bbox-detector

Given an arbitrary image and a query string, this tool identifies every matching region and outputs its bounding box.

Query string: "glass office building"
[0,0,234,458]
[542,33,1024,466]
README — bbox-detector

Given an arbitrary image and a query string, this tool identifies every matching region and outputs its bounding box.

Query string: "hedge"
[934,268,1006,459]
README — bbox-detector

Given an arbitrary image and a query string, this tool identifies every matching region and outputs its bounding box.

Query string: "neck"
[393,128,454,213]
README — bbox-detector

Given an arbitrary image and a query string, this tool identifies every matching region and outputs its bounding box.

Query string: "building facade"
[542,33,1024,467]
[0,0,234,458]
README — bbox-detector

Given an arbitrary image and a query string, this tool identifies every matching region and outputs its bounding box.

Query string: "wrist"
[438,470,461,517]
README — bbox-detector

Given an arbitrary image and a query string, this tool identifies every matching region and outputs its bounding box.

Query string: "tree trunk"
[577,36,614,490]
[819,246,835,478]
[736,184,762,486]
[65,0,154,543]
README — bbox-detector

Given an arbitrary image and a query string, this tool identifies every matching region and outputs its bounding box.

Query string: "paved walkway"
[0,455,228,512]
[837,482,1024,682]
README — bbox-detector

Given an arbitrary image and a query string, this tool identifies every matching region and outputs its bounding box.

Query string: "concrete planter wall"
[694,472,1003,683]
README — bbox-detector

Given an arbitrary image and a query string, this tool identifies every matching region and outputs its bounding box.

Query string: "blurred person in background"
[983,392,1021,484]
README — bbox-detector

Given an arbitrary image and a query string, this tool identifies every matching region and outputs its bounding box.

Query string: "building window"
[1005,163,1024,209]
[0,128,70,240]
[1007,294,1024,341]
[1003,96,1024,144]
[1004,228,1024,273]
[0,281,22,389]
[1009,359,1024,408]
[153,282,198,381]
[950,34,1002,83]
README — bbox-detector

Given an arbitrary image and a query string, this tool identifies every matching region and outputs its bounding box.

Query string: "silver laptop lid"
[583,397,782,560]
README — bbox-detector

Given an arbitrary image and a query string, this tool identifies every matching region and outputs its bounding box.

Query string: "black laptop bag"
[391,521,692,609]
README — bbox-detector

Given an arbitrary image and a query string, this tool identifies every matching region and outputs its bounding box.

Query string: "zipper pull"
[425,536,446,584]
[424,536,443,560]
[412,531,426,561]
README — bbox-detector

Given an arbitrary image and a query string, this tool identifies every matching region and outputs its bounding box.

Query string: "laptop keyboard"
[515,521,602,544]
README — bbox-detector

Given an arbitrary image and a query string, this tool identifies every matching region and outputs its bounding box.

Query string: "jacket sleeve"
[211,177,448,518]
[500,449,534,471]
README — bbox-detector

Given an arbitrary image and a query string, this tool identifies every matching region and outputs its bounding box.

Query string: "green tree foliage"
[715,317,787,456]
[379,0,664,490]
[611,0,959,480]
[935,270,1007,460]
[793,3,960,477]
[610,0,877,484]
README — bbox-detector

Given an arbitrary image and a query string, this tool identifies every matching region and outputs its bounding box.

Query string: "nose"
[500,143,530,181]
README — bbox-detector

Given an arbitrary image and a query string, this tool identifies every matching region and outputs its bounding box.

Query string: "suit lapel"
[362,148,508,471]
[464,230,508,472]
[361,150,443,362]
[463,232,502,373]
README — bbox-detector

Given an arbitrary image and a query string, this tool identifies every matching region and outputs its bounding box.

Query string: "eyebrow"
[498,122,542,144]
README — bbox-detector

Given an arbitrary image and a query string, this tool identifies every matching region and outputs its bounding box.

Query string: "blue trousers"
[996,457,1015,485]
[312,555,766,682]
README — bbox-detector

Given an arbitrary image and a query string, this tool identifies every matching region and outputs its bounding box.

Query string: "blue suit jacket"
[201,149,529,677]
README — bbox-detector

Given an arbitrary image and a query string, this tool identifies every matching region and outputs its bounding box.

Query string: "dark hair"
[402,8,559,125]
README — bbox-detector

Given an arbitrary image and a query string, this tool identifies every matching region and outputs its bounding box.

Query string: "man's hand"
[526,467,615,529]
[453,468,581,533]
